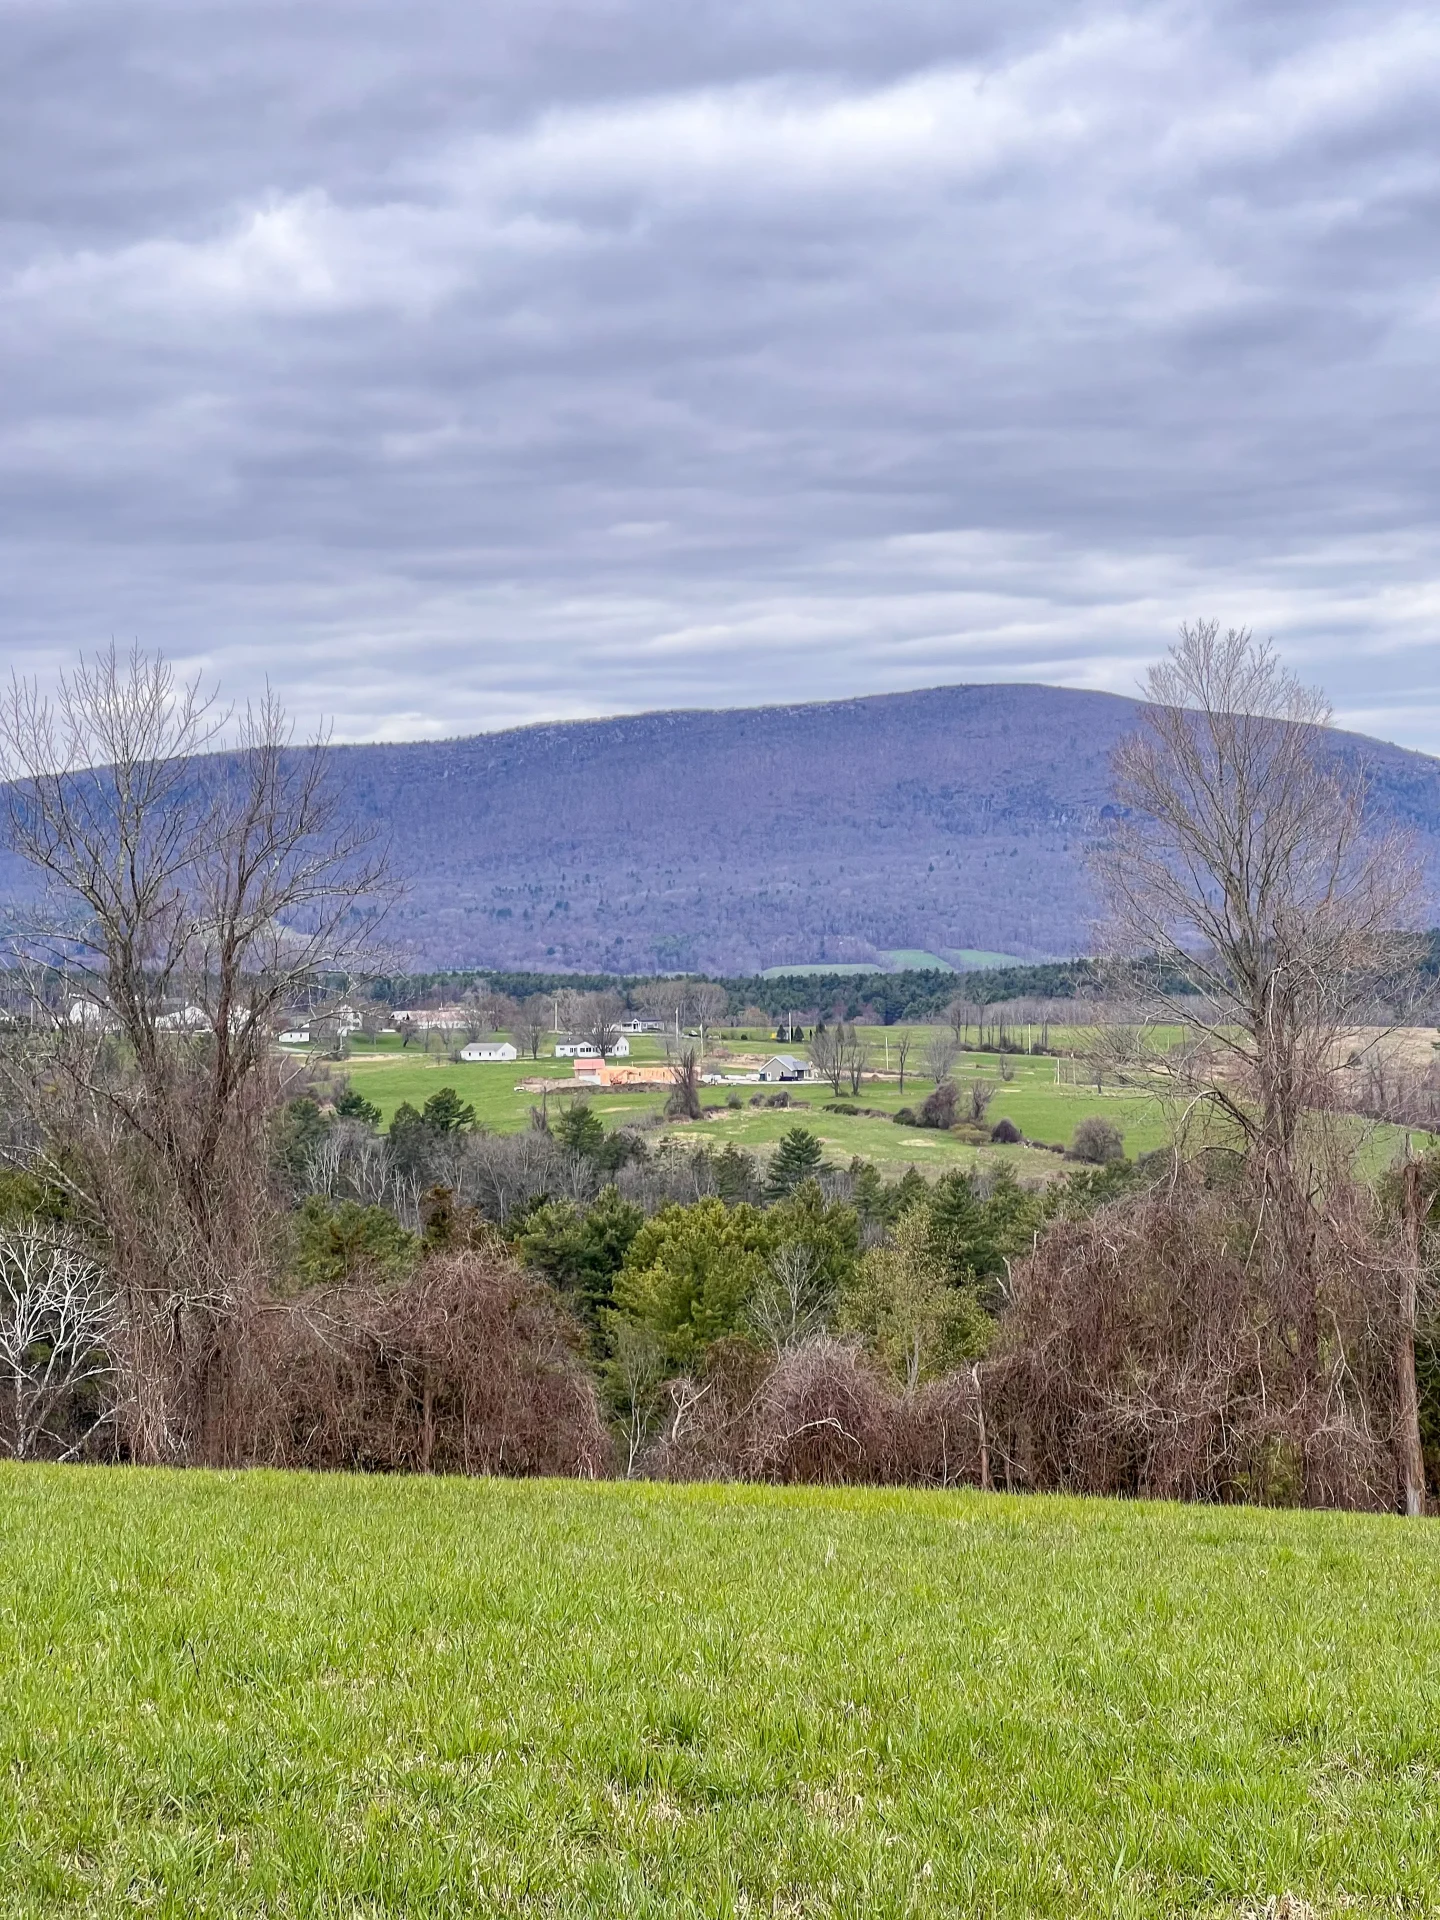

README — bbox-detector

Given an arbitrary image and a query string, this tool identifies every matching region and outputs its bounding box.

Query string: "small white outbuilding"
[460,1040,518,1062]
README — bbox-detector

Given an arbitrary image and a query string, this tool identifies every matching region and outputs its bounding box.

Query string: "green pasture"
[880,948,958,971]
[756,948,1029,975]
[338,1053,669,1134]
[332,1042,1171,1173]
[659,1103,1072,1179]
[759,962,885,978]
[3,1466,1438,1917]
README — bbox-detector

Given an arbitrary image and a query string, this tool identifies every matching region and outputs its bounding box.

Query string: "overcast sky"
[3,0,1439,747]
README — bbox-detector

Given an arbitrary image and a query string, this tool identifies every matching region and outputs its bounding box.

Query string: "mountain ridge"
[5,682,1438,974]
[315,682,1440,973]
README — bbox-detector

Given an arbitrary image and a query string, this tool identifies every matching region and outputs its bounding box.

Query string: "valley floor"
[333,1029,1175,1175]
[3,1466,1438,1916]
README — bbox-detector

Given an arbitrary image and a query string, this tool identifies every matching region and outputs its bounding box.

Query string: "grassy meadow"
[3,1465,1439,1916]
[328,1027,1173,1175]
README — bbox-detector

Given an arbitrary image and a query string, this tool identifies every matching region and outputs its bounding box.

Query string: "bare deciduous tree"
[810,1022,863,1096]
[0,1224,117,1460]
[0,647,392,1461]
[808,1023,842,1095]
[1073,1017,1150,1092]
[923,1034,958,1086]
[1095,620,1428,1507]
[843,1027,867,1095]
[637,979,728,1051]
[608,1320,667,1477]
[634,979,685,1035]
[580,991,626,1058]
[666,1045,703,1120]
[514,995,550,1061]
[747,1242,831,1354]
[691,982,729,1054]
[893,1030,913,1093]
[946,997,976,1048]
[1099,622,1422,1165]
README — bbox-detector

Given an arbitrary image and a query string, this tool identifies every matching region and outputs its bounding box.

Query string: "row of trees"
[390,981,735,1062]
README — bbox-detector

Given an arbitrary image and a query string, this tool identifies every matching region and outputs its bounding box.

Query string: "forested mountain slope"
[319,683,1440,973]
[5,683,1439,974]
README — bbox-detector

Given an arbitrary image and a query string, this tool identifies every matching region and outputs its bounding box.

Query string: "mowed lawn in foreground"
[2,1470,1439,1916]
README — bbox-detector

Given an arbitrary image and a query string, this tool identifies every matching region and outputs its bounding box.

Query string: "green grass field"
[309,1019,1426,1179]
[333,1036,1172,1173]
[3,1467,1438,1916]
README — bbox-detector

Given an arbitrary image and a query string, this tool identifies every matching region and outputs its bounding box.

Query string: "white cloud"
[1,0,1439,746]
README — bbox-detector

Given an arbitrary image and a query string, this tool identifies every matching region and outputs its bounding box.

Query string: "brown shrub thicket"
[644,1336,988,1489]
[984,1167,1413,1509]
[1069,1115,1124,1164]
[745,1339,897,1484]
[203,1244,610,1477]
[917,1082,958,1129]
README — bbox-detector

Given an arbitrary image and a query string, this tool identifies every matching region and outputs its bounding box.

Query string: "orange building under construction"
[571,1058,676,1090]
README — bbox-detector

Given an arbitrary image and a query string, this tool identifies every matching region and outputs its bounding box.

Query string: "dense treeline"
[365,963,1068,1021]
[362,957,1209,1026]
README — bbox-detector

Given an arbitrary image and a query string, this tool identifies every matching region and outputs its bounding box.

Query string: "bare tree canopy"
[514,995,550,1060]
[0,1223,116,1461]
[579,991,626,1058]
[0,647,394,1461]
[666,1046,702,1121]
[893,1030,913,1093]
[809,1022,864,1096]
[0,649,391,1121]
[635,978,728,1047]
[1095,620,1431,1510]
[1096,620,1425,1160]
[923,1034,958,1086]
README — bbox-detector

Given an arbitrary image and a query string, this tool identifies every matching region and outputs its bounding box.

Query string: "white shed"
[460,1041,518,1062]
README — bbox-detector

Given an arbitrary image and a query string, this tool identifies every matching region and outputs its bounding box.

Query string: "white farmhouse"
[553,1036,631,1059]
[459,1040,518,1062]
[278,1028,311,1046]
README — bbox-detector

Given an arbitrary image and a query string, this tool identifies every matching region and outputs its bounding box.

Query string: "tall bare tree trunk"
[971,1362,991,1492]
[1397,1161,1428,1516]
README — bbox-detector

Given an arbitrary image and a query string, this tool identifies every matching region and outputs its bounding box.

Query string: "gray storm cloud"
[2,0,1438,744]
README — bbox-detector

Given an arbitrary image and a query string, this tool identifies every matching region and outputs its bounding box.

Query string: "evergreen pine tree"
[765,1126,824,1199]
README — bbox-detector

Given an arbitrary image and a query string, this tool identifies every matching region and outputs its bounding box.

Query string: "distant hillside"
[5,683,1439,973]
[318,683,1120,971]
[311,683,1440,973]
